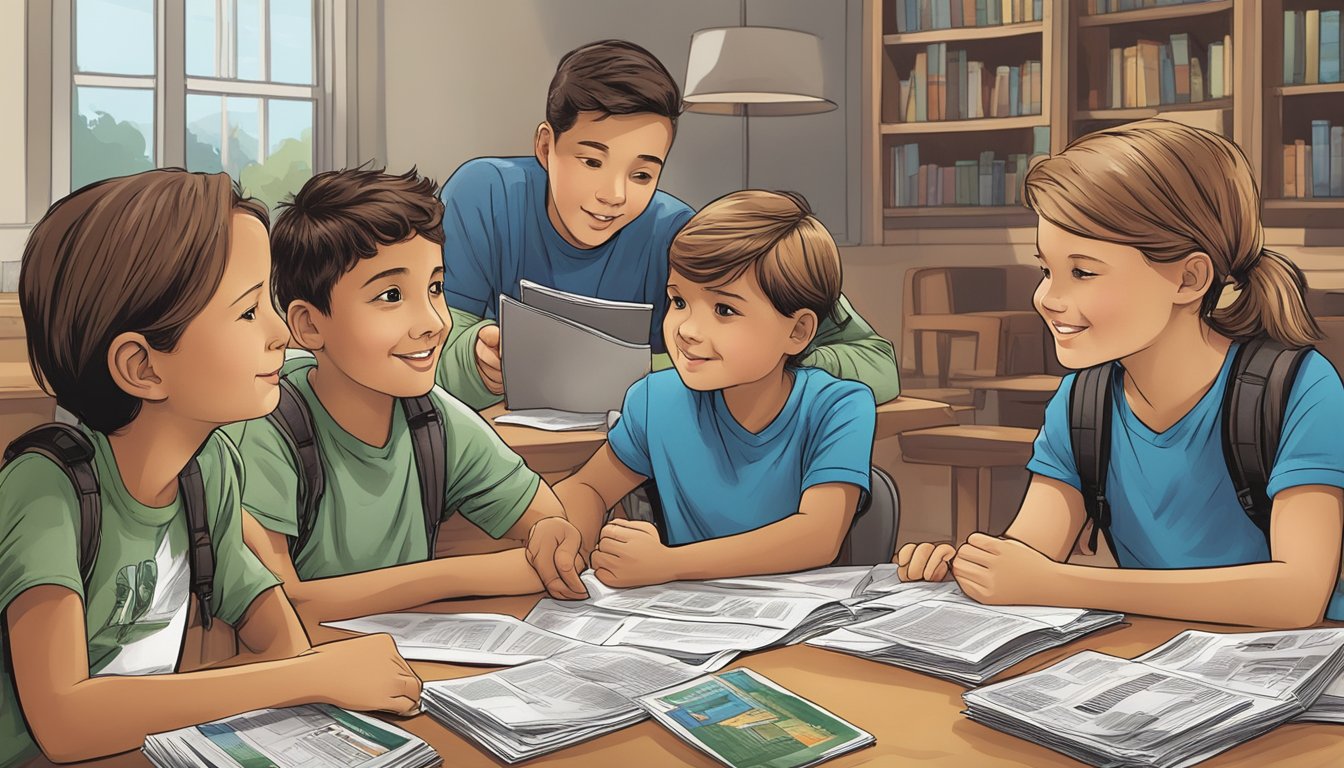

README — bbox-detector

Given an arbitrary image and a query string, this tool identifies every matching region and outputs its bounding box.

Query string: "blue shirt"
[607,367,876,545]
[1028,345,1344,621]
[438,156,694,354]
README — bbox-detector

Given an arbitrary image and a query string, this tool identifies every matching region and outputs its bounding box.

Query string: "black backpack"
[1070,337,1312,555]
[2,424,218,629]
[266,378,447,560]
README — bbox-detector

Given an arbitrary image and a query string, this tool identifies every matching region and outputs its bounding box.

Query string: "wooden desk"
[948,373,1062,428]
[481,396,960,483]
[61,595,1344,768]
[0,361,56,451]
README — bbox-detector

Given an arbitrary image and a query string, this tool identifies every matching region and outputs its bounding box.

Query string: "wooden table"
[947,373,1062,428]
[0,361,56,451]
[63,594,1344,768]
[481,396,960,483]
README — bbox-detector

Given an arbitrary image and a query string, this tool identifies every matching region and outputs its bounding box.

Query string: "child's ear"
[287,301,325,351]
[107,332,166,401]
[786,309,820,355]
[534,122,554,171]
[1174,251,1215,307]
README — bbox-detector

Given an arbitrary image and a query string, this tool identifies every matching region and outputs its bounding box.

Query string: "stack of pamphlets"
[964,628,1344,767]
[637,668,875,768]
[807,579,1125,685]
[142,704,440,768]
[1299,671,1344,722]
[419,645,711,763]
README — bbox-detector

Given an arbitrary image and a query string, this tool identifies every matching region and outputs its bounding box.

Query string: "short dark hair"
[270,166,444,315]
[21,169,268,434]
[546,39,682,138]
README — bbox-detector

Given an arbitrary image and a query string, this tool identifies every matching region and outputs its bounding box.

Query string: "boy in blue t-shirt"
[555,190,877,588]
[435,39,900,410]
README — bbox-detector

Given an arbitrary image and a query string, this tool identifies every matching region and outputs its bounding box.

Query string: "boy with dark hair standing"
[227,167,589,632]
[436,39,900,410]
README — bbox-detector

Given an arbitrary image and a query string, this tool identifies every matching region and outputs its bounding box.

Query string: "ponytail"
[1208,248,1321,348]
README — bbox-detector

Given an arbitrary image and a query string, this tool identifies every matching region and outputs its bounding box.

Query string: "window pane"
[186,93,225,173]
[237,0,263,80]
[185,0,217,78]
[270,0,314,85]
[185,93,261,179]
[243,99,314,211]
[72,86,155,190]
[76,0,154,75]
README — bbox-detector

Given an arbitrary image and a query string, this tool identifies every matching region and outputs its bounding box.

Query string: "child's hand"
[307,634,422,715]
[475,323,504,394]
[895,542,956,582]
[525,517,589,600]
[591,520,678,588]
[952,533,1056,606]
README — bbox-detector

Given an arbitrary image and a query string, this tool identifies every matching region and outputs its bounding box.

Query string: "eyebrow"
[1068,253,1107,265]
[707,287,746,302]
[577,141,609,153]
[638,154,665,167]
[231,282,263,307]
[361,267,408,288]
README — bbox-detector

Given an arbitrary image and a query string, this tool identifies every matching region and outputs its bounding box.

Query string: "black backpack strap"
[4,424,101,587]
[265,378,325,560]
[1069,363,1116,554]
[178,456,216,630]
[1222,338,1312,537]
[402,395,447,558]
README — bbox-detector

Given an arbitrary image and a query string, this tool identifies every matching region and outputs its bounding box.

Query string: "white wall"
[374,0,863,243]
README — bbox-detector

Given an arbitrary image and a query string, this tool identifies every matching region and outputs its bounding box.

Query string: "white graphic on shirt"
[90,531,189,676]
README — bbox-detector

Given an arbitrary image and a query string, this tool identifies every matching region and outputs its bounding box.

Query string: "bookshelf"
[862,0,1344,242]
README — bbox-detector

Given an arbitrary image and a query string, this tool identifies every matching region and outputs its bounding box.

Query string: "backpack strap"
[177,456,216,630]
[3,424,101,587]
[402,395,447,558]
[1222,337,1312,537]
[265,378,325,560]
[1069,363,1116,555]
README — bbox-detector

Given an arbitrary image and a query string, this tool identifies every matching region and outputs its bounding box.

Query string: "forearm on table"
[672,514,847,581]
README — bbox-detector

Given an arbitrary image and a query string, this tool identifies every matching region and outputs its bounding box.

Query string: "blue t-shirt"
[438,156,694,354]
[607,367,876,545]
[1028,345,1344,621]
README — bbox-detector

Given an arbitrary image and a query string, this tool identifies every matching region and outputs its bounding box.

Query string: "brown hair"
[669,190,842,366]
[1024,118,1320,347]
[547,39,681,139]
[20,169,269,434]
[270,165,444,315]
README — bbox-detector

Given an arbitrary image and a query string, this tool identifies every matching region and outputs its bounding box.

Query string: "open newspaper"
[420,645,712,763]
[963,628,1344,768]
[142,704,440,768]
[637,668,875,768]
[806,579,1125,685]
[1299,668,1344,723]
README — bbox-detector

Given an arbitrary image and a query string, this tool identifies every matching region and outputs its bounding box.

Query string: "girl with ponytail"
[896,119,1344,628]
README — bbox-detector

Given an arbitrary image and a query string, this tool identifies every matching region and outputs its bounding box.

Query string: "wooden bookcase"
[862,0,1344,242]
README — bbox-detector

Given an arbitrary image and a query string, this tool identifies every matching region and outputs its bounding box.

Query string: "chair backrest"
[833,466,901,566]
[616,465,900,567]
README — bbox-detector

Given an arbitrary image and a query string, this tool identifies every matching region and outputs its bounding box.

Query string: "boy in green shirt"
[1,170,418,767]
[228,167,588,631]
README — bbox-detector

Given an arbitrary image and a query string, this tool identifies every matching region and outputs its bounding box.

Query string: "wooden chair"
[898,425,1037,545]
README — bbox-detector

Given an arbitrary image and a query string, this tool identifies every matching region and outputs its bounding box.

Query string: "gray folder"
[499,292,651,415]
[517,279,652,345]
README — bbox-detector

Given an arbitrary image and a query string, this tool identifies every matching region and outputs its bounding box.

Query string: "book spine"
[959,50,970,119]
[942,166,956,206]
[1313,120,1332,198]
[1296,139,1308,199]
[1295,11,1307,86]
[907,143,920,205]
[1009,66,1020,116]
[1332,126,1344,197]
[1307,9,1321,85]
[1159,44,1175,105]
[1322,11,1341,84]
[1124,46,1138,108]
[1286,11,1298,84]
[915,52,928,121]
[918,163,929,206]
[992,160,1006,206]
[1285,143,1297,198]
[896,0,908,33]
[978,151,992,206]
[1171,33,1190,103]
[1209,42,1224,100]
[1305,143,1314,198]
[1190,55,1204,102]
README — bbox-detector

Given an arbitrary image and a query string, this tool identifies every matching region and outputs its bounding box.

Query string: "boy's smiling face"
[151,213,290,424]
[1033,217,1209,369]
[537,111,673,249]
[664,267,816,391]
[302,235,451,398]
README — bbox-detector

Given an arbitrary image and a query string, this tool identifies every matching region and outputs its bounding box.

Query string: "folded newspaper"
[806,580,1125,685]
[963,628,1344,768]
[142,704,440,768]
[420,645,714,763]
[637,668,875,768]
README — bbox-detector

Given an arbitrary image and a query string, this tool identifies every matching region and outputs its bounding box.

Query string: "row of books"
[1282,120,1344,199]
[891,0,1043,34]
[888,128,1050,208]
[1283,10,1343,85]
[1082,33,1232,110]
[1084,0,1220,14]
[892,44,1042,122]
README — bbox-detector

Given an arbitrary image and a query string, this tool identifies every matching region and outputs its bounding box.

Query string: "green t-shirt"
[0,427,281,768]
[225,356,540,581]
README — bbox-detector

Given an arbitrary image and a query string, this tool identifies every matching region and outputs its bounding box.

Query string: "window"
[59,0,337,212]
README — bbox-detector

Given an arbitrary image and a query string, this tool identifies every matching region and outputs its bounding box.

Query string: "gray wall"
[373,0,861,244]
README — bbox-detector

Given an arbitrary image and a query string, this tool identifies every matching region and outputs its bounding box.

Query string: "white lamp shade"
[683,27,837,116]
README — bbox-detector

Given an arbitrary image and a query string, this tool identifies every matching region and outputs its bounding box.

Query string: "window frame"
[50,0,348,200]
